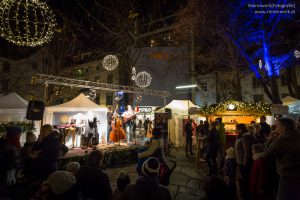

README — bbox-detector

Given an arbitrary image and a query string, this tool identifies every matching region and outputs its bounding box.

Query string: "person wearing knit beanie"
[46,171,76,195]
[117,171,131,192]
[142,157,160,178]
[66,162,80,174]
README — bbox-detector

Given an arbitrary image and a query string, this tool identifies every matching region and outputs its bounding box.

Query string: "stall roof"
[46,93,107,112]
[156,100,197,115]
[0,92,28,109]
[282,96,300,106]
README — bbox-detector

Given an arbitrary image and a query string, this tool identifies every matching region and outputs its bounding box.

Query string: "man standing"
[143,118,150,137]
[265,118,300,200]
[185,119,194,157]
[260,116,271,139]
[107,107,113,143]
[216,118,226,168]
[122,105,136,143]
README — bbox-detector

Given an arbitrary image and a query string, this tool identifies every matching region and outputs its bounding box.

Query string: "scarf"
[252,152,265,160]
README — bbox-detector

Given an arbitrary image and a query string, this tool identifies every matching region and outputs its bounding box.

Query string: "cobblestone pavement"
[106,147,210,200]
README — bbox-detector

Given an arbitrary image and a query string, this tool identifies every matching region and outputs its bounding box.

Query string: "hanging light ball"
[131,67,136,75]
[0,0,56,47]
[294,50,300,59]
[135,71,152,88]
[102,54,119,71]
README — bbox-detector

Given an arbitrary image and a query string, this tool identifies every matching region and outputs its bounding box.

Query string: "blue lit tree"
[225,0,299,104]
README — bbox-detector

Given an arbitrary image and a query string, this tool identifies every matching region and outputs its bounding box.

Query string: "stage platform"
[58,142,141,169]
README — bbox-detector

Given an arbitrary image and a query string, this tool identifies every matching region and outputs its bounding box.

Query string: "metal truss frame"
[35,74,170,97]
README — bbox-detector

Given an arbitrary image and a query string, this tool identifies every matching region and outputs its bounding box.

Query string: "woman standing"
[235,123,254,200]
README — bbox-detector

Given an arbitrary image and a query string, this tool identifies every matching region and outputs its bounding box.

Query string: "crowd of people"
[194,116,300,200]
[1,116,300,200]
[0,123,175,200]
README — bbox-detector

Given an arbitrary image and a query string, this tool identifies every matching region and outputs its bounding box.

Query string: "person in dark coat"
[223,147,236,199]
[265,118,300,200]
[111,171,131,200]
[205,121,219,175]
[0,126,22,186]
[76,150,112,200]
[123,157,172,200]
[185,119,194,157]
[30,124,61,180]
[259,116,271,139]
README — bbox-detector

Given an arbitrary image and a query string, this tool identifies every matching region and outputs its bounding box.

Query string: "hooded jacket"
[123,176,172,200]
[265,130,300,178]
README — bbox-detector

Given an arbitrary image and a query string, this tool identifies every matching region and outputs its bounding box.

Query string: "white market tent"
[282,96,300,106]
[156,100,197,146]
[43,93,107,143]
[0,93,40,144]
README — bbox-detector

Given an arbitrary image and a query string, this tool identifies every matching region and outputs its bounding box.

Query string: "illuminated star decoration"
[131,67,136,80]
[0,0,56,47]
[135,71,152,88]
[89,88,97,100]
[102,55,119,71]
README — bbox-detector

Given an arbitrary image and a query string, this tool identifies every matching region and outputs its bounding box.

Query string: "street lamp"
[175,84,197,89]
[175,84,198,115]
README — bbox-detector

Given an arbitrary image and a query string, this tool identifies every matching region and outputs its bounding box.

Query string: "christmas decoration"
[131,67,136,80]
[102,55,119,71]
[135,71,152,88]
[259,59,263,69]
[136,94,142,103]
[196,100,271,116]
[294,50,300,59]
[0,0,56,47]
[89,88,97,99]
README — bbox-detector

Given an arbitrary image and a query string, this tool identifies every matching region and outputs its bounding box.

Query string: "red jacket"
[249,153,267,196]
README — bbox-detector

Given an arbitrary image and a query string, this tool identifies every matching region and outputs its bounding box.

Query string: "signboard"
[271,104,289,115]
[139,107,152,113]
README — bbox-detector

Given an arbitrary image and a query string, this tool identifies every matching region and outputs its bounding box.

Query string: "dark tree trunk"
[231,69,242,101]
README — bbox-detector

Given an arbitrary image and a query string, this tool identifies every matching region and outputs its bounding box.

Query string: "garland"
[196,100,271,116]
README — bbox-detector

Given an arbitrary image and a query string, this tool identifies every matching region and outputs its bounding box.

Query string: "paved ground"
[106,147,210,200]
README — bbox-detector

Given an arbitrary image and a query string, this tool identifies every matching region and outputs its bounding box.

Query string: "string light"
[135,71,152,88]
[131,67,136,80]
[0,0,56,47]
[197,100,271,115]
[102,54,119,71]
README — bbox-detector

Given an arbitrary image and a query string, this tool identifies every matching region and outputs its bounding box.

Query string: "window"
[94,76,100,82]
[96,65,100,71]
[107,74,113,84]
[85,68,89,73]
[253,94,264,103]
[75,69,84,75]
[106,94,113,105]
[2,61,10,73]
[95,96,100,104]
[198,82,207,92]
[1,79,9,93]
[252,77,260,88]
[280,75,288,86]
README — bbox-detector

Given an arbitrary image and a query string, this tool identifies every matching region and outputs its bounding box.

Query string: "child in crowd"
[136,141,150,175]
[249,143,267,200]
[223,147,236,199]
[66,162,80,175]
[22,131,37,176]
[111,171,131,200]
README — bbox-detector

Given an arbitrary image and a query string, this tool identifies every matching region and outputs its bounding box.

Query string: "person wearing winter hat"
[35,170,80,200]
[66,162,80,174]
[123,157,172,200]
[111,171,131,200]
[223,147,237,199]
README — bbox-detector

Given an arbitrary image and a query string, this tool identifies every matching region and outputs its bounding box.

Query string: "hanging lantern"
[0,0,56,47]
[135,71,152,88]
[136,94,142,103]
[259,60,263,69]
[102,54,119,71]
